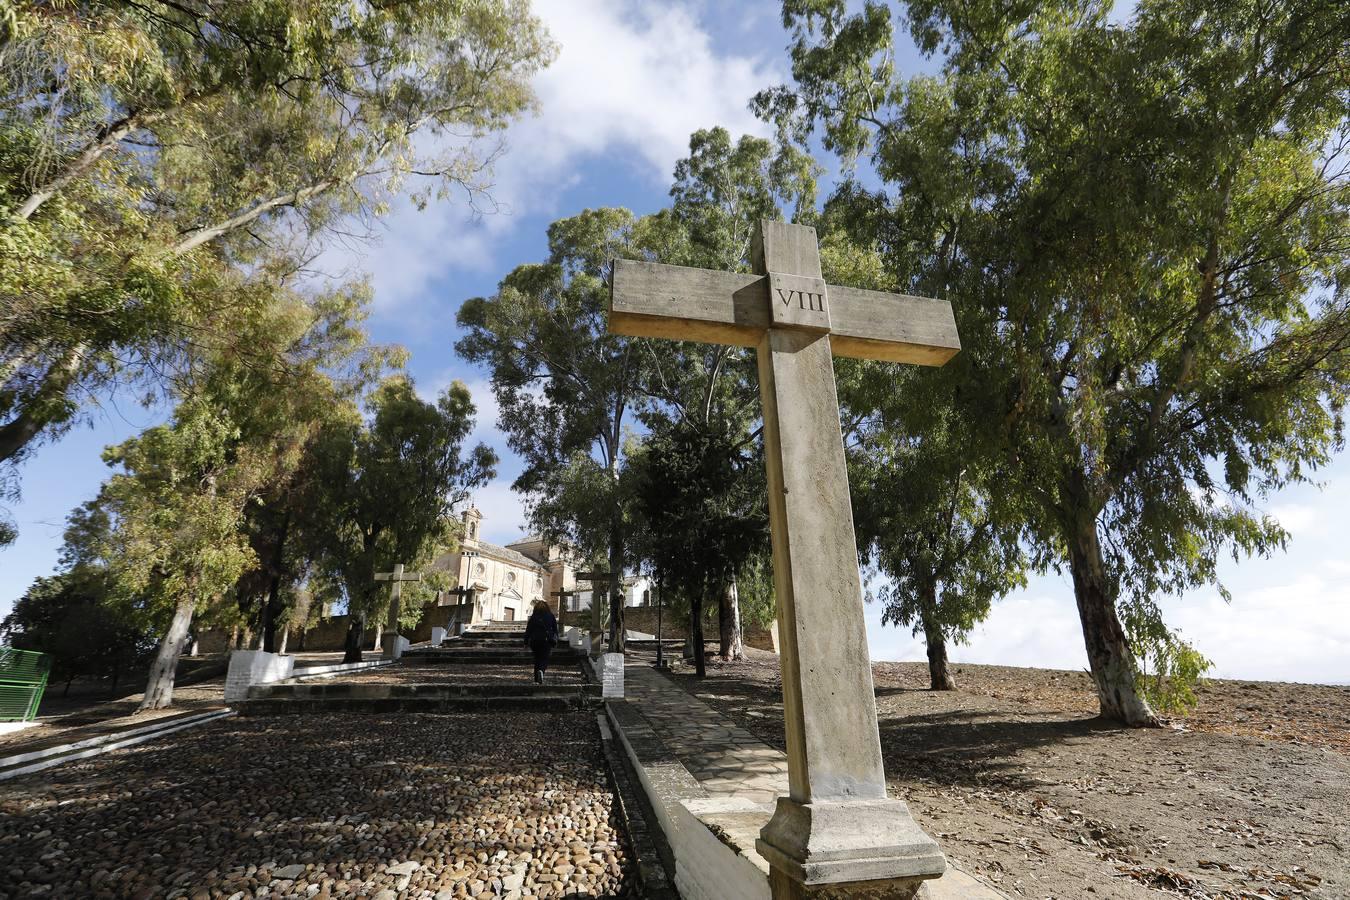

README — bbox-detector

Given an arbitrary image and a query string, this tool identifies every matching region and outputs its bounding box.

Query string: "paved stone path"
[617,657,1009,900]
[620,660,788,806]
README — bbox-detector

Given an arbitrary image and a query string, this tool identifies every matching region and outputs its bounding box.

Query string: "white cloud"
[325,0,781,311]
[1268,502,1321,536]
[471,479,531,545]
[866,564,1350,685]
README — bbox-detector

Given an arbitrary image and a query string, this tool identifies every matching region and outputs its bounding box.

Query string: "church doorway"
[503,606,516,621]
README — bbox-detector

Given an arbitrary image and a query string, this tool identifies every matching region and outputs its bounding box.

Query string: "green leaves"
[1,0,555,504]
[770,0,1348,720]
[300,376,497,621]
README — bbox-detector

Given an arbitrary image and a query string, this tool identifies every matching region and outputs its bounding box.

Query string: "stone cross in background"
[374,563,422,660]
[574,570,610,651]
[550,586,576,613]
[609,221,960,899]
[444,585,476,635]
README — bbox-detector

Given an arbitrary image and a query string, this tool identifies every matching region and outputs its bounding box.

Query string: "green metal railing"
[0,647,50,722]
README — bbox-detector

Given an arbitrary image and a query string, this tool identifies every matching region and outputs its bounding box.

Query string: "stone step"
[0,709,237,781]
[237,695,587,715]
[404,649,587,665]
[248,682,599,701]
[238,681,597,715]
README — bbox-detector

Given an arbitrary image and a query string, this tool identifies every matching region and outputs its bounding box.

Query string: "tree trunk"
[719,578,744,660]
[1066,512,1159,726]
[0,344,87,464]
[918,578,955,690]
[261,574,284,652]
[12,108,156,221]
[277,628,289,654]
[139,596,195,710]
[343,614,365,664]
[691,585,707,678]
[261,514,291,652]
[608,520,626,653]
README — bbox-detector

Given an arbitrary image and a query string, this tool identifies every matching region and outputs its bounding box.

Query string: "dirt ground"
[667,652,1349,900]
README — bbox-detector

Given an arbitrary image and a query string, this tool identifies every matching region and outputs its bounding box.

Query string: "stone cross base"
[224,650,294,703]
[757,797,944,898]
[382,633,411,660]
[600,652,625,699]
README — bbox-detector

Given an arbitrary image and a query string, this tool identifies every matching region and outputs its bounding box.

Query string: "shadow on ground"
[0,712,637,899]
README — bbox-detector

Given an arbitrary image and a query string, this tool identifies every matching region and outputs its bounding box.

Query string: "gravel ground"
[320,665,587,686]
[0,711,634,899]
[664,651,1349,900]
[0,681,228,752]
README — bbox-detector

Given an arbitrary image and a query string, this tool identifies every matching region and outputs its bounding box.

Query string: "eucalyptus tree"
[0,0,554,502]
[761,0,1349,724]
[457,209,659,652]
[633,418,768,677]
[636,127,816,658]
[819,203,1028,692]
[77,265,380,708]
[303,377,496,662]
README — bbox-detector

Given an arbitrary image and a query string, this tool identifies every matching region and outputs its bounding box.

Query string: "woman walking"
[523,599,559,684]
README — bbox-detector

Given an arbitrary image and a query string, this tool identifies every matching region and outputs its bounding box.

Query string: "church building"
[432,506,577,624]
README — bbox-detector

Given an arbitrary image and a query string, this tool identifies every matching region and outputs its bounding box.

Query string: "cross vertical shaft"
[750,223,944,897]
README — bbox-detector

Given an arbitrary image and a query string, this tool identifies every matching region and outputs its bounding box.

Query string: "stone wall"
[560,606,777,653]
[197,603,473,655]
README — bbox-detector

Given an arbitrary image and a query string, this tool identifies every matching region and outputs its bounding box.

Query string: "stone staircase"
[404,620,587,666]
[238,679,597,715]
[238,620,598,715]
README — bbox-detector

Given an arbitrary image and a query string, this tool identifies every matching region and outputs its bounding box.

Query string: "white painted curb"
[0,708,236,781]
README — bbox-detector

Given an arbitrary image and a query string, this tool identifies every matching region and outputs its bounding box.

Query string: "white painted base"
[600,653,624,699]
[430,626,447,647]
[224,650,294,702]
[382,634,411,660]
[0,721,40,736]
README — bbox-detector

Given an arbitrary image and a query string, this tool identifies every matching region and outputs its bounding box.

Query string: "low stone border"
[0,708,235,781]
[596,712,680,900]
[289,659,394,680]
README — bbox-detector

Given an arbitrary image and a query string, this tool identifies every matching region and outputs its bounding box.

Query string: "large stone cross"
[374,563,422,659]
[609,221,958,898]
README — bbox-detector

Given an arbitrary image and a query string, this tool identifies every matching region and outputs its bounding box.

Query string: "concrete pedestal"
[757,797,944,898]
[382,633,410,660]
[224,650,294,702]
[600,652,625,698]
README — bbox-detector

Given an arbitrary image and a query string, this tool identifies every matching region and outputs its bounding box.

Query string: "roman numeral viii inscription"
[776,287,826,312]
[767,271,831,332]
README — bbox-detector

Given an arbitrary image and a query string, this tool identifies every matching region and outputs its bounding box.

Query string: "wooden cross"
[609,221,954,893]
[374,563,422,652]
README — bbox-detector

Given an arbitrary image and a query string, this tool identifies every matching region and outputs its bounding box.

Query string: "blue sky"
[3,1,1346,685]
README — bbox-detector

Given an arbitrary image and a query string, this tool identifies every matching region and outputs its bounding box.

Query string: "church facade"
[432,506,577,624]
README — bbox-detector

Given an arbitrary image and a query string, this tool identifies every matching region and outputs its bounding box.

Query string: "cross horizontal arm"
[374,572,423,582]
[610,259,961,365]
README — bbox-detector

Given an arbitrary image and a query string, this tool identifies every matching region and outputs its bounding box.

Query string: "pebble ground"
[0,711,635,899]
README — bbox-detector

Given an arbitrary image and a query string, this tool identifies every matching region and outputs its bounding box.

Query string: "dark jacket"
[524,608,559,646]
